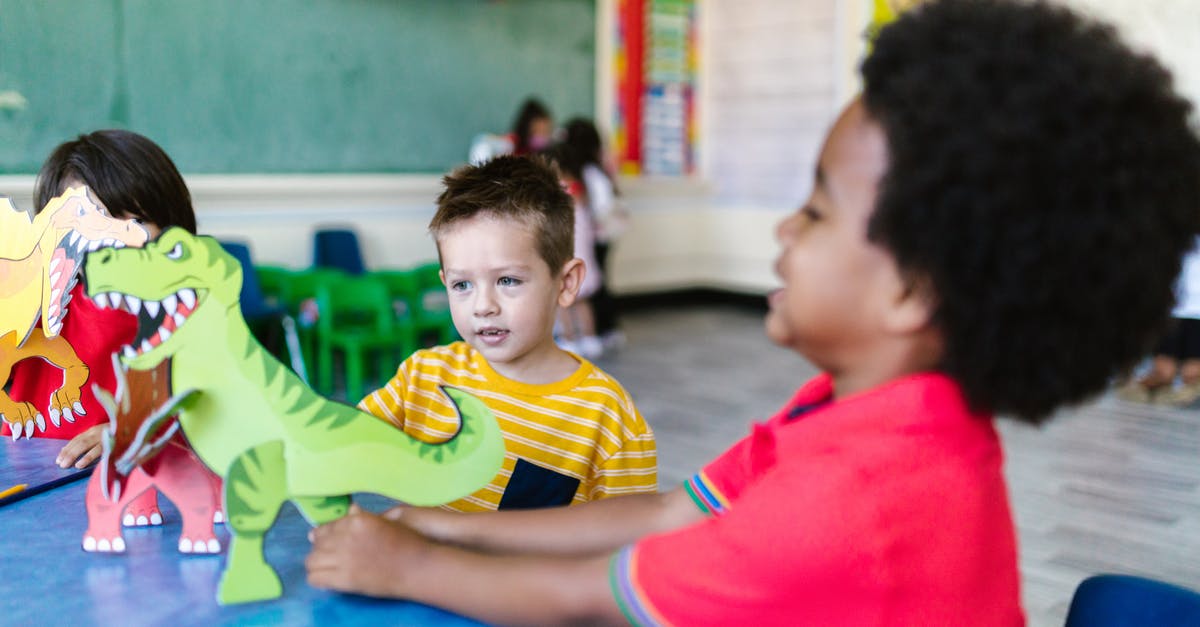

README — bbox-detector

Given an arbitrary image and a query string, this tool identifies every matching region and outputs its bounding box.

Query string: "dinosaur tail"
[290,386,505,506]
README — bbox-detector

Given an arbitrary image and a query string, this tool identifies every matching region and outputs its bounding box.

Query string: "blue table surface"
[0,439,489,626]
[1,436,84,487]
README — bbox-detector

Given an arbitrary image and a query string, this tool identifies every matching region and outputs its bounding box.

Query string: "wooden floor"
[593,304,1200,627]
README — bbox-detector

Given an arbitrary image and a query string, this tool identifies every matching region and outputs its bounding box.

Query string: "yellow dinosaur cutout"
[0,186,149,439]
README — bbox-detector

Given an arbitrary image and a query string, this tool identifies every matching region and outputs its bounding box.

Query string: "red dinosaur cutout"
[84,356,224,554]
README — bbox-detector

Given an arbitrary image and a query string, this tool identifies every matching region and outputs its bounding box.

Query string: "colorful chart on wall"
[613,0,697,176]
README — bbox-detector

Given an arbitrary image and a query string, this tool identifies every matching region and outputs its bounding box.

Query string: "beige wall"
[0,173,782,295]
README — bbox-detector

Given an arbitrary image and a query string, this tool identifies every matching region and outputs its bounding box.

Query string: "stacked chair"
[226,228,460,402]
[218,241,307,382]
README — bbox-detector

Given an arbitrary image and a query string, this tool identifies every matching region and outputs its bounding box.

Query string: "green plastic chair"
[410,262,459,345]
[371,270,422,359]
[255,265,292,309]
[277,268,347,382]
[315,275,409,402]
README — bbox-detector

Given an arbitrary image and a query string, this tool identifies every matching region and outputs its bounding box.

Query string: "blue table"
[0,439,487,626]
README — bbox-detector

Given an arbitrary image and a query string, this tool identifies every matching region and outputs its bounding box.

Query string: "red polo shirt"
[610,373,1023,626]
[4,283,137,439]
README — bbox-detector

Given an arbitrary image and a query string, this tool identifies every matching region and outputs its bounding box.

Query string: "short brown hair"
[430,155,574,274]
[36,129,196,234]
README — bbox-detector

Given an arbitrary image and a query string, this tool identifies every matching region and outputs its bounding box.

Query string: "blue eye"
[451,280,471,292]
[498,276,521,287]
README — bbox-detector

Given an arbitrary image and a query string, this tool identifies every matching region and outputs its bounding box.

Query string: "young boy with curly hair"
[307,1,1200,623]
[357,155,657,512]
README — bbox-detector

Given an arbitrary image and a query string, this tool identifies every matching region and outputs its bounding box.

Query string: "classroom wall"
[5,1,1194,298]
[0,0,596,174]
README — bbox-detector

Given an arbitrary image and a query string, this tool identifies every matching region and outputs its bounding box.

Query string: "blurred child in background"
[563,118,629,350]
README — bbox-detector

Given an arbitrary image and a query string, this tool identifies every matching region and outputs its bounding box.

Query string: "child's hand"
[306,504,430,599]
[56,424,105,469]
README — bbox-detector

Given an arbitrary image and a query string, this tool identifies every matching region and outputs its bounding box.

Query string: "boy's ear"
[438,269,446,286]
[884,275,937,335]
[556,258,586,308]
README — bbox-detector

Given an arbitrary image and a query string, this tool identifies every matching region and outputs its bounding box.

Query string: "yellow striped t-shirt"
[359,341,657,512]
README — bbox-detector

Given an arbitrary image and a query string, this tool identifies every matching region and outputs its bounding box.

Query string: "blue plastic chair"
[1066,574,1200,626]
[220,241,286,321]
[219,240,308,383]
[313,228,366,275]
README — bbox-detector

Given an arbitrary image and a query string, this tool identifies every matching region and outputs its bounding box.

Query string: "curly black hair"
[862,0,1200,422]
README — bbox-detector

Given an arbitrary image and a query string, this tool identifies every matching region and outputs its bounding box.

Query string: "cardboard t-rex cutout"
[85,227,506,605]
[0,186,149,437]
[84,355,223,554]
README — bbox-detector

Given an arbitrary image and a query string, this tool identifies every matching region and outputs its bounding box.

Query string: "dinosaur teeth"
[123,345,137,359]
[125,295,142,313]
[144,300,160,318]
[173,312,187,328]
[87,239,102,252]
[108,292,123,309]
[140,339,153,354]
[178,288,196,310]
[112,241,125,249]
[101,238,116,248]
[69,232,82,247]
[162,294,178,316]
[159,328,172,343]
[49,257,61,274]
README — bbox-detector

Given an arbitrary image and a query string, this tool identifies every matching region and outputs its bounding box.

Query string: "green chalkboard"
[0,0,595,174]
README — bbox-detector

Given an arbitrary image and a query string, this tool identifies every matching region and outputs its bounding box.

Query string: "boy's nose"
[474,290,499,316]
[775,214,796,243]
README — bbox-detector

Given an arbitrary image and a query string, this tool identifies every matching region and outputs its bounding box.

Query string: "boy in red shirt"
[5,130,196,473]
[305,1,1200,623]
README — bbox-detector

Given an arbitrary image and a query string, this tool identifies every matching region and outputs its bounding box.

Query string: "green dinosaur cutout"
[84,228,506,605]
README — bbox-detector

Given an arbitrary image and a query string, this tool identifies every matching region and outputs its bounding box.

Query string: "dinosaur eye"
[166,243,184,260]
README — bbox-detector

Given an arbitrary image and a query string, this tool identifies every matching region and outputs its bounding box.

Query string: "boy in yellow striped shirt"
[359,155,656,511]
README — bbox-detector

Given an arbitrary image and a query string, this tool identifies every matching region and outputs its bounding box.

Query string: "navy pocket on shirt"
[498,458,581,510]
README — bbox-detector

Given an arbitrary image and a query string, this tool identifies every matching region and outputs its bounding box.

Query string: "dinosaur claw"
[12,421,22,440]
[49,407,61,428]
[34,413,45,432]
[73,401,86,416]
[24,420,33,437]
[62,407,75,423]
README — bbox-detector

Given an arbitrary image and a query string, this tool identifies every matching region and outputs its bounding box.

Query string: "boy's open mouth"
[476,327,509,344]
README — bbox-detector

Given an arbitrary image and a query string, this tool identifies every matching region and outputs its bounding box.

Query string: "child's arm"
[307,506,627,625]
[389,485,701,555]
